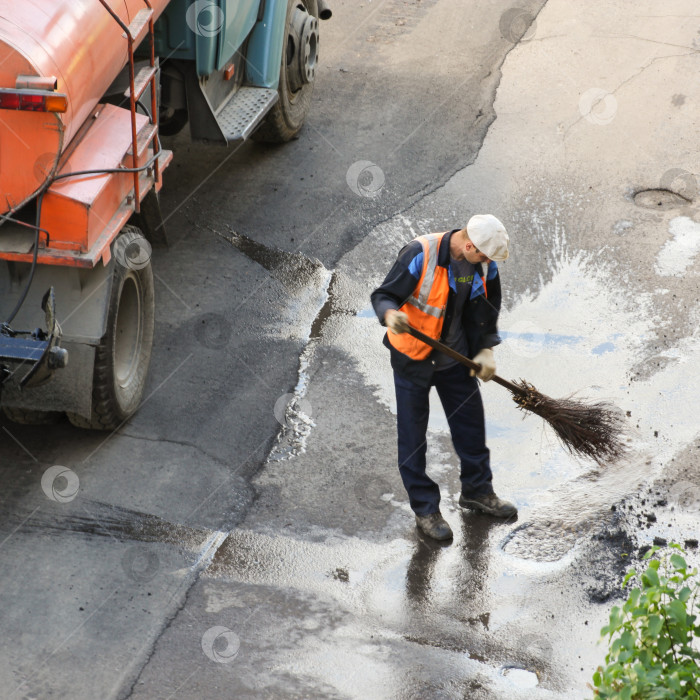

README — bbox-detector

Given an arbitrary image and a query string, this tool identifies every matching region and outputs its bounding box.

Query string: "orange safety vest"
[387,232,450,360]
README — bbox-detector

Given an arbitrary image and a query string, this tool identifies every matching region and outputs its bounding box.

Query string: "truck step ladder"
[97,0,160,214]
[216,87,279,142]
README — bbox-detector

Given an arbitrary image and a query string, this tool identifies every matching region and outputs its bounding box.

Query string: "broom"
[406,326,627,465]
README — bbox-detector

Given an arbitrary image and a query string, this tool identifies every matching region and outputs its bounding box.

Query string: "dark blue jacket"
[371,229,502,387]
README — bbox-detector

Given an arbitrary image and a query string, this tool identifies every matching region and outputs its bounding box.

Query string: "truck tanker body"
[0,0,330,428]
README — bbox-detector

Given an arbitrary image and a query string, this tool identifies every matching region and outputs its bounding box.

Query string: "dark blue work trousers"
[394,363,494,516]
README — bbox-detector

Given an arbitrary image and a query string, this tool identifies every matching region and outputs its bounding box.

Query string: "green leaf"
[657,636,672,656]
[609,606,623,629]
[628,588,641,608]
[620,630,635,651]
[638,647,652,666]
[647,615,663,639]
[618,649,632,664]
[667,599,688,625]
[643,546,660,560]
[668,671,682,692]
[669,625,686,645]
[643,566,660,588]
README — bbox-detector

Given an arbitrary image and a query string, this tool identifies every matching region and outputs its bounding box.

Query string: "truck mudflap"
[0,287,67,389]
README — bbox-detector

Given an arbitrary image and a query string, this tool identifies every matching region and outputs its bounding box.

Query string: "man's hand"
[385,309,410,334]
[470,348,496,381]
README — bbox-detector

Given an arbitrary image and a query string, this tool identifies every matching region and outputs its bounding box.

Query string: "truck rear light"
[0,89,68,113]
[44,94,68,112]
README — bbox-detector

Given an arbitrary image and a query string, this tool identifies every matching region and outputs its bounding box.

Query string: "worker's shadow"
[405,509,517,609]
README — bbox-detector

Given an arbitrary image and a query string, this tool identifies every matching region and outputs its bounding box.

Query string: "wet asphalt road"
[2,1,700,698]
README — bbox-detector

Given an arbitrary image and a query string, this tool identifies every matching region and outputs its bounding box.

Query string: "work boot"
[459,492,517,518]
[415,511,453,540]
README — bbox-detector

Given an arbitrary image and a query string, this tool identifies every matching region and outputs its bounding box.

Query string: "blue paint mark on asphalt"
[499,331,582,346]
[357,306,376,318]
[592,342,615,355]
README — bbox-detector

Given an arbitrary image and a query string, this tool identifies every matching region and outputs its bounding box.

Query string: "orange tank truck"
[0,0,331,428]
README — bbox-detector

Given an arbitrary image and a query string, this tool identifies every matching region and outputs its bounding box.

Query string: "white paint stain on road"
[654,216,700,277]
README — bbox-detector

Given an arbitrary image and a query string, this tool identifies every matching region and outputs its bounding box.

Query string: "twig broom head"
[402,324,627,464]
[511,380,627,465]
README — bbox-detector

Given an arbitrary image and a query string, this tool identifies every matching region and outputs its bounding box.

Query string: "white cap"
[466,214,509,261]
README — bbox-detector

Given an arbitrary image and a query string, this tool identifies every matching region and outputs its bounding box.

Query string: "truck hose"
[4,193,44,325]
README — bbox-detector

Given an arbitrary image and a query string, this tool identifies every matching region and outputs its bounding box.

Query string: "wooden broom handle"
[406,325,526,396]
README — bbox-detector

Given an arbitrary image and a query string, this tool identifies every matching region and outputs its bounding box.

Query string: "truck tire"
[67,226,155,430]
[159,107,188,136]
[2,407,63,425]
[252,0,319,143]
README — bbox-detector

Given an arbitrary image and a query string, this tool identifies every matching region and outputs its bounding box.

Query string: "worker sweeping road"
[371,215,517,541]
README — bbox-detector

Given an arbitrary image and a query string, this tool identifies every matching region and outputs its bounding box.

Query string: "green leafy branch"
[591,543,700,700]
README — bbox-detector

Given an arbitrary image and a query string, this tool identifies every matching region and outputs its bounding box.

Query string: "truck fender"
[245,0,289,89]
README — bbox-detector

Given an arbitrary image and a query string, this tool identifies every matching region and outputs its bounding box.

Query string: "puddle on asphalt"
[204,517,559,697]
[340,250,653,561]
[330,216,700,564]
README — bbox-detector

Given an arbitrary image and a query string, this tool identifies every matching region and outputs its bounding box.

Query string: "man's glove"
[385,309,410,334]
[470,348,496,381]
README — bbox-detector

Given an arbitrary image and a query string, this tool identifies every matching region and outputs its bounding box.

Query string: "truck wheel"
[252,0,319,143]
[2,407,63,425]
[159,63,188,136]
[159,107,188,136]
[67,226,155,430]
